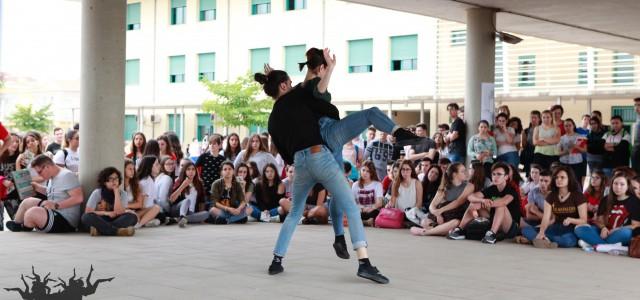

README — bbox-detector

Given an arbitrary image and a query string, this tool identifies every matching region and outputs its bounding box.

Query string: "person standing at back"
[632,97,640,174]
[445,103,466,164]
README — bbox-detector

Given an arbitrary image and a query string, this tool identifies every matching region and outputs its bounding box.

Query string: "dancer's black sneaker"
[392,128,425,146]
[268,256,284,275]
[333,242,350,259]
[357,265,390,284]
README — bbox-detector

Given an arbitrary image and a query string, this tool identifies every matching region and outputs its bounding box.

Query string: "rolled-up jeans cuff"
[352,241,368,250]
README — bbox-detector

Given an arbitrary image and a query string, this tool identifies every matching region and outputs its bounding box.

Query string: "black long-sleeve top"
[268,84,339,165]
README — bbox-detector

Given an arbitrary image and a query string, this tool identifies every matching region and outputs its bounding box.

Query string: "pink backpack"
[375,208,404,229]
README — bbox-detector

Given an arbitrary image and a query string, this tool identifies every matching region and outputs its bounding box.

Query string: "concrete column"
[80,0,126,198]
[465,8,495,163]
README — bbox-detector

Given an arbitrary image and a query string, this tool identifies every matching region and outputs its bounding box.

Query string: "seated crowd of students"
[1,100,639,258]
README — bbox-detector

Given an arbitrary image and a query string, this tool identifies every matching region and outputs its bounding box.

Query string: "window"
[250,48,270,74]
[518,55,535,87]
[613,52,634,85]
[125,59,140,85]
[169,55,185,83]
[611,106,636,125]
[451,30,466,46]
[200,0,216,21]
[348,39,373,73]
[124,115,138,140]
[578,51,588,85]
[167,114,183,140]
[390,34,418,71]
[127,3,141,30]
[198,52,216,81]
[286,0,306,10]
[171,0,186,25]
[196,113,214,140]
[284,44,306,76]
[495,41,503,88]
[251,0,271,15]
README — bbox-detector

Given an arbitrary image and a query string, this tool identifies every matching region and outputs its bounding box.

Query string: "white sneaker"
[595,242,628,254]
[578,240,594,252]
[144,219,161,227]
[247,215,257,222]
[298,217,305,225]
[134,223,142,230]
[270,215,281,223]
[178,217,188,228]
[260,211,271,222]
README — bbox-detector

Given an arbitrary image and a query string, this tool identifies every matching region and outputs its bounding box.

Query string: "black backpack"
[466,217,491,241]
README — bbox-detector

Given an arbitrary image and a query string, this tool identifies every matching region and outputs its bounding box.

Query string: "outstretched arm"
[316,48,336,94]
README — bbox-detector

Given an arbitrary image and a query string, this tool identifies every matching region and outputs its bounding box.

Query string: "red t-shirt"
[382,176,392,195]
[557,119,566,135]
[0,122,8,140]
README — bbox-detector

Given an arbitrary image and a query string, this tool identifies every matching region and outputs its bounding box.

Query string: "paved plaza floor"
[0,223,639,299]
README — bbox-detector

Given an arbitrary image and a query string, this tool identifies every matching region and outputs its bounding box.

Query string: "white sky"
[1,0,81,81]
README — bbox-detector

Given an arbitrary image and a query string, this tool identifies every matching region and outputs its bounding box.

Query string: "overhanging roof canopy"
[342,0,640,55]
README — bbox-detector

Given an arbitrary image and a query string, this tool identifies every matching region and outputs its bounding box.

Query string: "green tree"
[8,104,54,133]
[201,73,273,128]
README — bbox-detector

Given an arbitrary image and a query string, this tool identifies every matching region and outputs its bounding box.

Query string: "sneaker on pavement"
[578,239,594,252]
[447,227,466,240]
[595,242,628,254]
[6,221,26,232]
[117,227,135,237]
[260,211,271,222]
[481,230,497,244]
[247,215,258,222]
[178,217,188,228]
[270,215,281,223]
[533,238,558,249]
[89,226,99,236]
[144,219,161,227]
[357,265,390,284]
[393,128,425,147]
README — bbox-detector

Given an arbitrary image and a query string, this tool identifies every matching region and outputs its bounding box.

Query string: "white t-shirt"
[493,128,518,155]
[155,173,173,209]
[53,148,80,173]
[352,181,383,208]
[139,177,157,208]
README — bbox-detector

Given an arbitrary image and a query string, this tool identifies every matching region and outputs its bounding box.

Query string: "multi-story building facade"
[1,0,638,145]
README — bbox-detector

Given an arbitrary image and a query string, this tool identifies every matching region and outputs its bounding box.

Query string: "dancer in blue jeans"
[292,48,421,258]
[257,56,412,283]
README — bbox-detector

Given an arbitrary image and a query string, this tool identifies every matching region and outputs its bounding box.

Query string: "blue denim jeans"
[318,107,396,237]
[273,146,367,257]
[249,204,279,220]
[497,151,520,167]
[574,225,632,246]
[521,223,578,248]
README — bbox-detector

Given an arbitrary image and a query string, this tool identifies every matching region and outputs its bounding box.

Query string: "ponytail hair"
[299,47,326,72]
[254,70,289,99]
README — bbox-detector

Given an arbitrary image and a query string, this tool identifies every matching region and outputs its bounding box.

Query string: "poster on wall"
[481,82,495,125]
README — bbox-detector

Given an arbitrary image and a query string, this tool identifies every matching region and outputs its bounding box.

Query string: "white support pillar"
[388,101,393,119]
[420,101,425,123]
[465,8,495,163]
[80,0,126,197]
